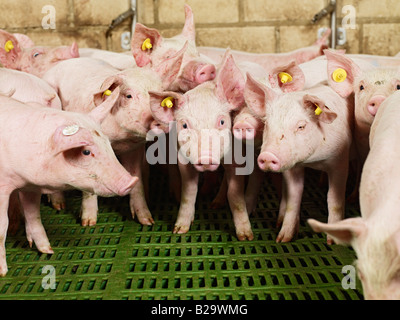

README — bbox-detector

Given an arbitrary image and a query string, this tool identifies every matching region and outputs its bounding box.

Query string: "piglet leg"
[173,162,199,234]
[19,191,53,254]
[224,164,254,241]
[49,191,66,211]
[326,158,349,245]
[0,193,10,276]
[276,167,304,243]
[80,192,99,226]
[120,147,154,226]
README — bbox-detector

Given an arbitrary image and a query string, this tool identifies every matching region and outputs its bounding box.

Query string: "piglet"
[131,5,216,92]
[0,68,61,109]
[0,89,138,276]
[148,52,254,241]
[43,46,184,226]
[0,30,79,77]
[198,28,331,73]
[246,74,353,244]
[325,50,400,165]
[309,90,400,300]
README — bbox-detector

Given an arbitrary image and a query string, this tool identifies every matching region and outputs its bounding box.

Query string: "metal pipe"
[311,0,337,48]
[105,0,137,50]
[131,0,137,34]
[330,0,337,48]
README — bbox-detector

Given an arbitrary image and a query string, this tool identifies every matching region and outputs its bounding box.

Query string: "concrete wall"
[0,0,399,55]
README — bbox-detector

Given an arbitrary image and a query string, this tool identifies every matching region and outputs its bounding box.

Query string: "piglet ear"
[154,42,187,90]
[181,4,196,42]
[12,33,35,48]
[302,94,338,124]
[149,91,182,126]
[215,50,246,111]
[93,75,124,107]
[245,73,278,119]
[325,49,361,98]
[0,88,16,98]
[52,125,94,156]
[131,23,163,67]
[0,29,22,69]
[89,87,120,124]
[269,61,305,92]
[308,218,366,246]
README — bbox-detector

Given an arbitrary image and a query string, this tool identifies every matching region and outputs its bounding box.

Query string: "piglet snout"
[117,176,138,197]
[195,64,216,84]
[258,152,281,172]
[193,156,220,172]
[233,120,258,140]
[367,95,386,117]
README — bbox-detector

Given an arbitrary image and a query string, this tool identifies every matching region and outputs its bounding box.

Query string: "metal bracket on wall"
[106,0,137,50]
[318,27,347,47]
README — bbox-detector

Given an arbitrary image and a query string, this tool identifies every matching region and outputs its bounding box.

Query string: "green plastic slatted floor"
[0,168,364,300]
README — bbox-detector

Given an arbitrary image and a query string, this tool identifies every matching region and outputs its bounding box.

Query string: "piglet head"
[131,5,215,92]
[20,42,80,77]
[245,74,338,172]
[150,50,245,172]
[308,218,400,300]
[326,49,400,126]
[51,119,137,197]
[0,30,79,77]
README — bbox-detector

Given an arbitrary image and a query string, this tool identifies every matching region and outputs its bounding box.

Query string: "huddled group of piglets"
[1,5,400,299]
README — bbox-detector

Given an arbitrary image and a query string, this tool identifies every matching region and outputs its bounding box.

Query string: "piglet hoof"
[0,265,8,277]
[236,229,254,241]
[81,218,97,227]
[173,224,191,234]
[327,236,335,245]
[276,226,298,243]
[80,210,98,227]
[49,192,66,211]
[38,246,54,255]
[134,211,155,226]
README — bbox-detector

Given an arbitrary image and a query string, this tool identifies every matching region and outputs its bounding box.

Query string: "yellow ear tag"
[278,72,293,84]
[315,104,323,116]
[332,68,347,83]
[4,40,14,53]
[161,97,174,109]
[103,90,112,97]
[141,38,153,51]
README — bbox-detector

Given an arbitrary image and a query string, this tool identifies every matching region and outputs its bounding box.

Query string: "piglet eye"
[126,94,132,99]
[360,85,365,91]
[33,52,40,58]
[220,119,225,126]
[82,149,91,156]
[182,123,188,129]
[296,122,307,132]
[397,84,400,90]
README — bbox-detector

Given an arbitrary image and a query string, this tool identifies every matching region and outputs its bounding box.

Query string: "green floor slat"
[0,168,364,300]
